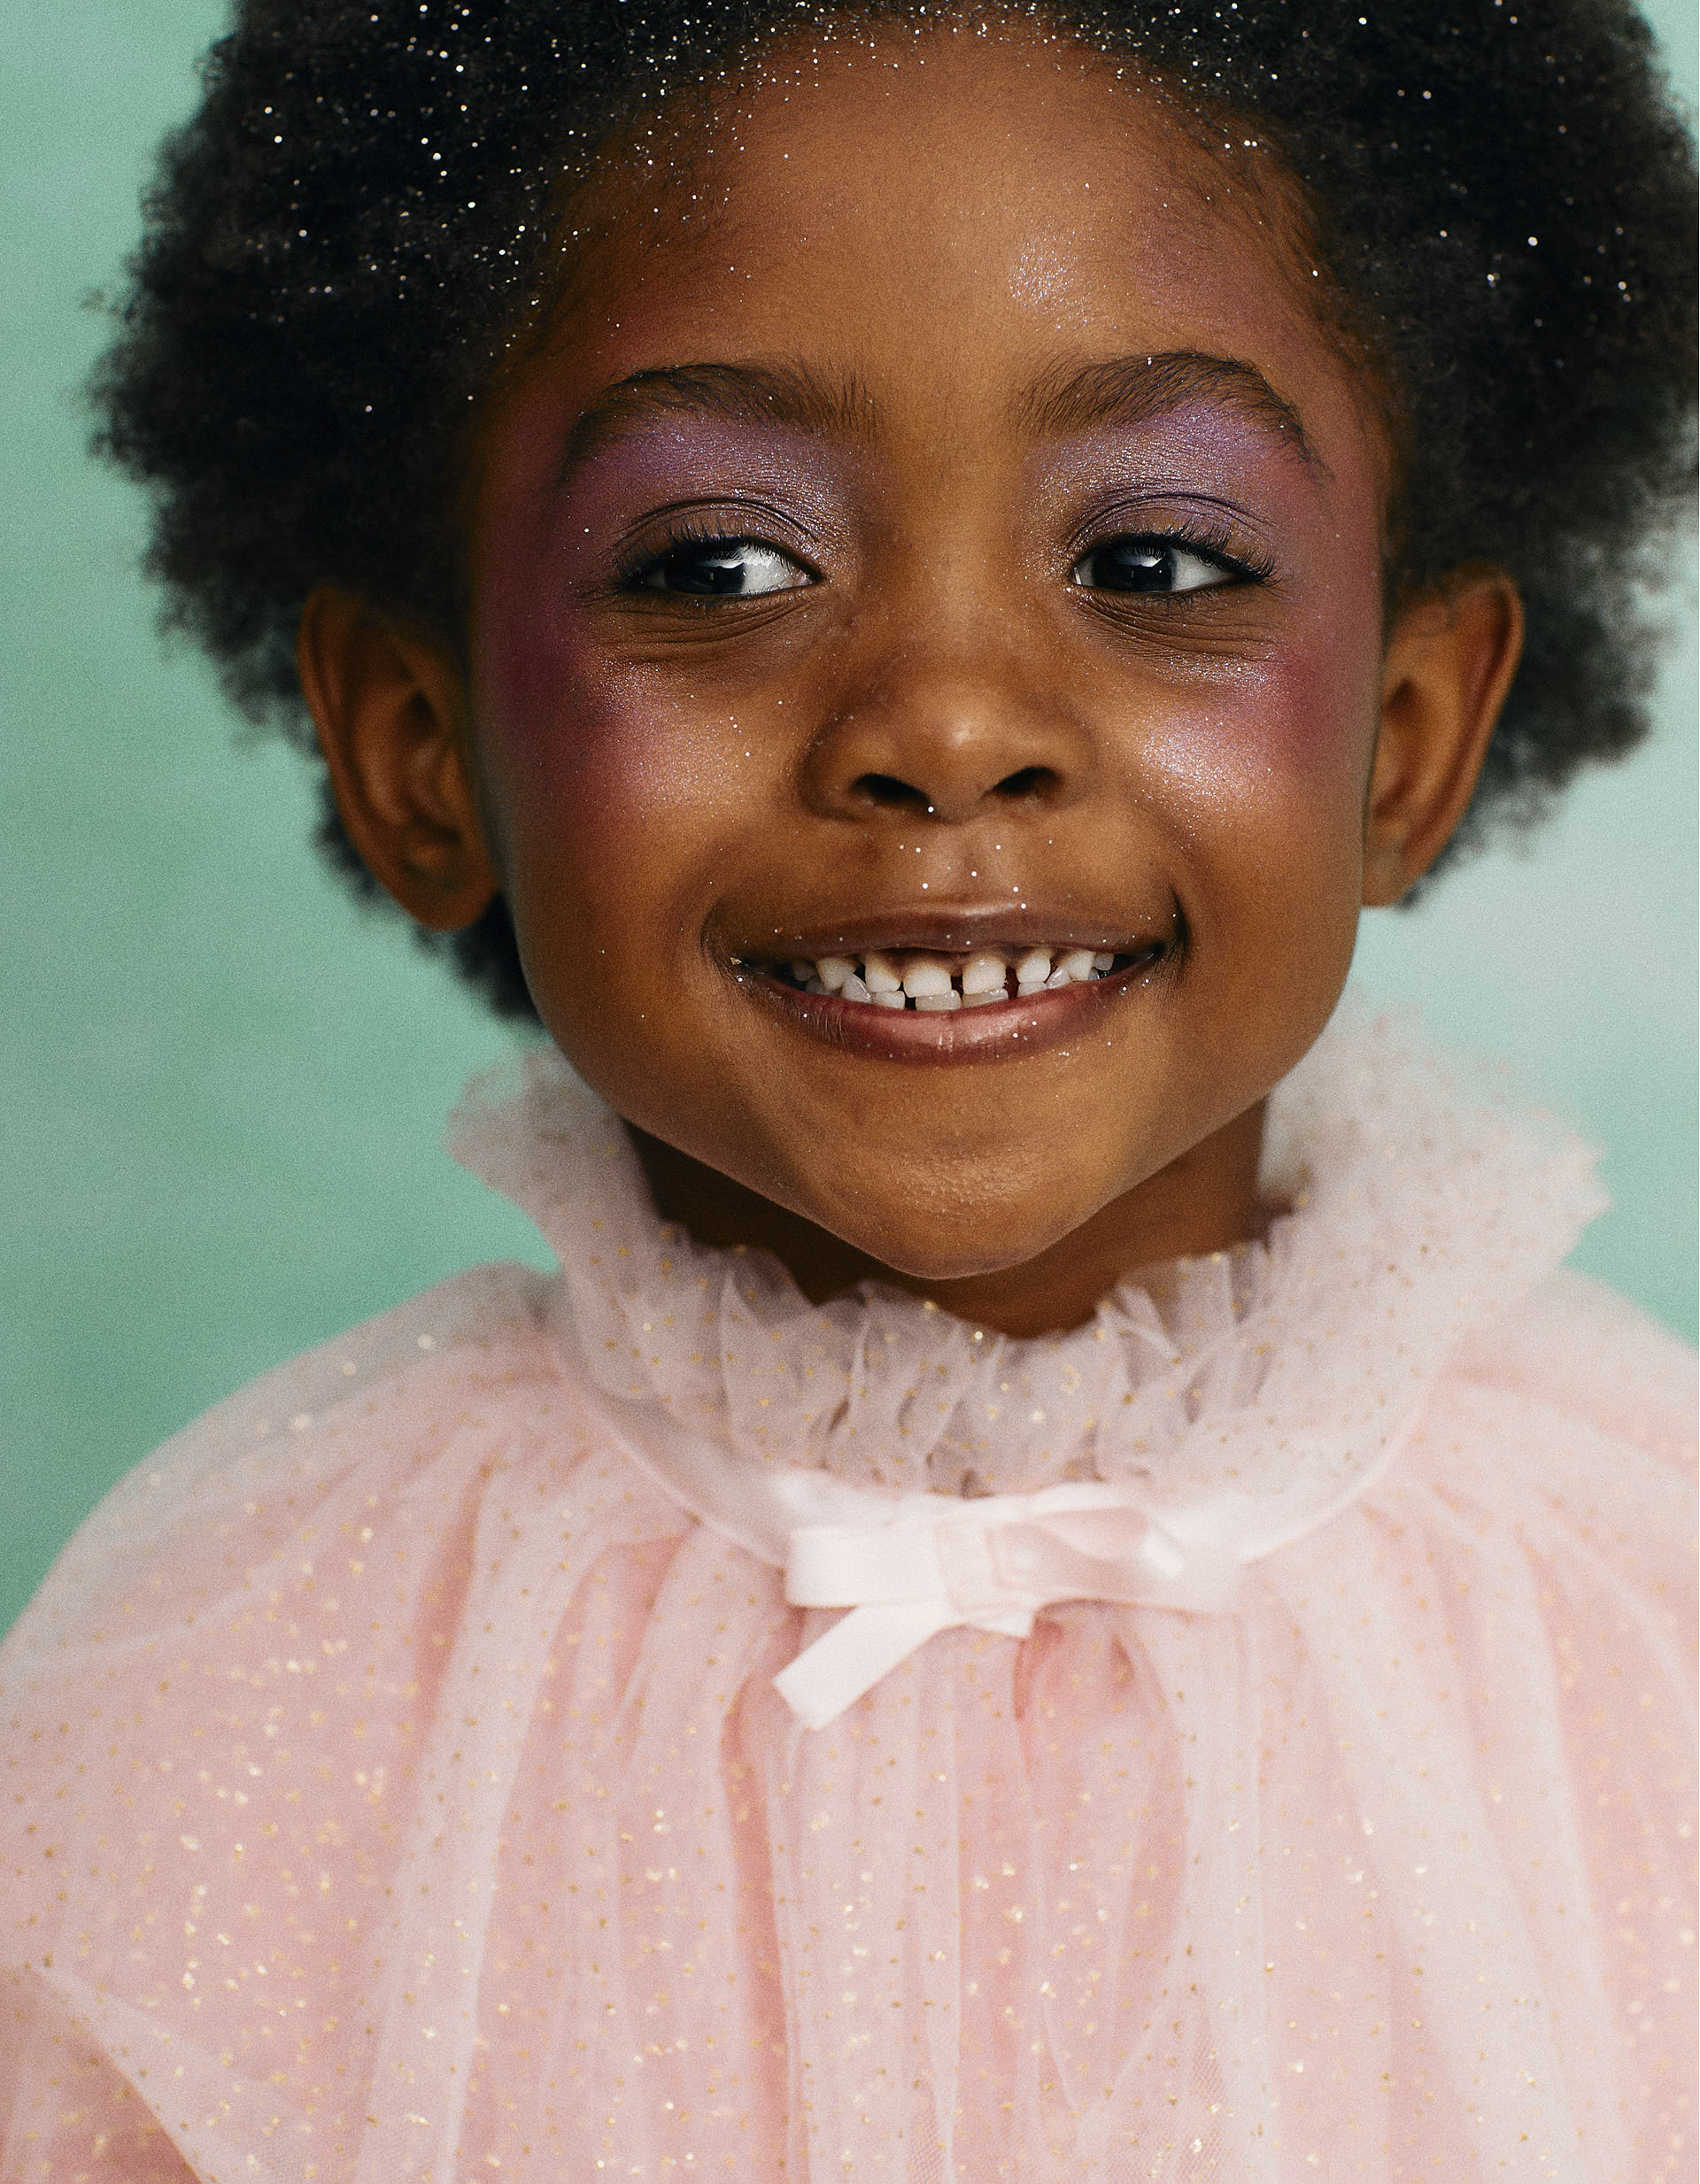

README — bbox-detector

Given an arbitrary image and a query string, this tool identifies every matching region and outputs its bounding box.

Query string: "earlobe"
[296,586,499,930]
[1362,568,1524,907]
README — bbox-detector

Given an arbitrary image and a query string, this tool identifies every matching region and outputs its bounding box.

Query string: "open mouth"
[747,941,1163,1011]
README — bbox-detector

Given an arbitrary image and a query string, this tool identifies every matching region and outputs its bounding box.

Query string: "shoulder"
[0,1262,686,2135]
[1441,1266,1696,1477]
[1403,1270,1696,1623]
[0,1261,591,1669]
[1,1259,685,1931]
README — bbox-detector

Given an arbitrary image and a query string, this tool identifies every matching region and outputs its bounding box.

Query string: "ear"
[297,586,498,930]
[1362,567,1524,907]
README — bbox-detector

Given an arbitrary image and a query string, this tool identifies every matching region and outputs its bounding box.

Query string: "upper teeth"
[772,945,1123,1007]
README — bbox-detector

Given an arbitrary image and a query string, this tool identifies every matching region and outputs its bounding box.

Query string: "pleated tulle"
[3,1005,1693,2181]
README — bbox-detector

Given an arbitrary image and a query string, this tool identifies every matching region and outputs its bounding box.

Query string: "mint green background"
[4,2,1695,1634]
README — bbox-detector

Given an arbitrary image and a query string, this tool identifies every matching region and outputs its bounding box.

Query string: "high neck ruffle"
[6,1000,1686,2184]
[450,1000,1604,1509]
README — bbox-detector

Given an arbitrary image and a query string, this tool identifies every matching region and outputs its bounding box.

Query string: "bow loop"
[784,1511,952,1609]
[991,1508,1240,1611]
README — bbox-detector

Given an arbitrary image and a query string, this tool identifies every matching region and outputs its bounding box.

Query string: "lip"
[728,904,1175,962]
[730,946,1170,1064]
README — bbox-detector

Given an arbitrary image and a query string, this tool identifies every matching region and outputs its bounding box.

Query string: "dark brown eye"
[1070,537,1232,595]
[638,538,809,597]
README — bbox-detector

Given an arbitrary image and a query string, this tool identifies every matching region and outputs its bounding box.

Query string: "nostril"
[854,773,934,812]
[994,766,1056,801]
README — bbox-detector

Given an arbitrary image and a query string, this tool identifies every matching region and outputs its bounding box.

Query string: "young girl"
[3,1,1695,2177]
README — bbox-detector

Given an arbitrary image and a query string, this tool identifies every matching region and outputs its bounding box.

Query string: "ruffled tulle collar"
[450,1001,1604,1508]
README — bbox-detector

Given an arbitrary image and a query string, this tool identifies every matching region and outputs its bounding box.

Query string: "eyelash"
[613,515,814,592]
[1075,514,1277,590]
[613,513,1277,593]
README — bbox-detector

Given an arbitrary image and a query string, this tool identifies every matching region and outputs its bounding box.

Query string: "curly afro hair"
[93,0,1696,1022]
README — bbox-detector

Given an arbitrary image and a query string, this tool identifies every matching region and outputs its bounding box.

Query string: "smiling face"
[309,21,1518,1331]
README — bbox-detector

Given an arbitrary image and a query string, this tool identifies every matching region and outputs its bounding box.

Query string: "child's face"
[463,29,1396,1286]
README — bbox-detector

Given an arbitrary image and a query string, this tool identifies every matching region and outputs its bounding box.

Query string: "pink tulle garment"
[2,1008,1694,2181]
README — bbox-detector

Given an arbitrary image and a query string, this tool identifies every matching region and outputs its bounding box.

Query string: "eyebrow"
[1016,351,1320,469]
[555,347,1318,483]
[557,361,876,482]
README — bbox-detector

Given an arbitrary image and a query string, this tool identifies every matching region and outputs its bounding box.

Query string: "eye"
[635,536,812,598]
[1070,536,1239,596]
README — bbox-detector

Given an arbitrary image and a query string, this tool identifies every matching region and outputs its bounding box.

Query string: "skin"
[298,24,1523,1338]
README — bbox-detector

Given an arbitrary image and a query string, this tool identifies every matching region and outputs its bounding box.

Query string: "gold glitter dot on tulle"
[2,1007,1693,2177]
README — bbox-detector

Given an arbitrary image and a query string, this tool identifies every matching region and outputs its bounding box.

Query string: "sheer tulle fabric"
[2,1011,1693,2181]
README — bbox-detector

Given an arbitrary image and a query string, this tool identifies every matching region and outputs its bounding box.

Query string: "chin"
[814,1190,1107,1288]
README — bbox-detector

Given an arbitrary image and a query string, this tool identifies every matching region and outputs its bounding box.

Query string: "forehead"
[502,23,1380,495]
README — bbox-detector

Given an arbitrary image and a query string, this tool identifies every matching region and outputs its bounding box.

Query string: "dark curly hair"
[93,0,1697,1022]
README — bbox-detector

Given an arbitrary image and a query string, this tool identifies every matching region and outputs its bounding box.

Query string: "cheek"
[471,473,754,860]
[1132,600,1385,915]
[1226,548,1387,791]
[470,567,717,904]
[468,630,722,1067]
[467,419,668,873]
[1246,524,1388,768]
[1148,643,1379,800]
[1247,640,1379,793]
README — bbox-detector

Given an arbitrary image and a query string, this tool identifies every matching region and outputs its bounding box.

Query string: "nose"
[799,621,1095,827]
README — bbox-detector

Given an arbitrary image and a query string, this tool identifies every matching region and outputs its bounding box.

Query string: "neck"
[629,1102,1271,1339]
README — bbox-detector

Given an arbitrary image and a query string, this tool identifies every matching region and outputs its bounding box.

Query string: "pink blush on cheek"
[473,621,686,829]
[1133,609,1384,844]
[1273,563,1388,776]
[1252,619,1381,773]
[470,552,735,871]
[468,498,651,805]
[467,400,587,745]
[1203,540,1386,785]
[473,598,574,761]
